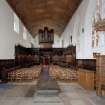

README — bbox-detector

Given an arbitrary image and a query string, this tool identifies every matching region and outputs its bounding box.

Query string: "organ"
[39,27,54,44]
[38,27,54,48]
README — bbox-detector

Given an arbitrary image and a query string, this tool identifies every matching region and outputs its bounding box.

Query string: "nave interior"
[0,0,105,105]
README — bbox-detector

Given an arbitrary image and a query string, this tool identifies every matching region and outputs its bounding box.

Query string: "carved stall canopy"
[7,0,82,37]
[94,20,105,31]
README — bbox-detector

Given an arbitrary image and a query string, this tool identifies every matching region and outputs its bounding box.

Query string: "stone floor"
[0,81,105,105]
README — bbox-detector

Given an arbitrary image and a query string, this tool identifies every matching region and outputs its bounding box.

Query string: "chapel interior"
[0,0,105,105]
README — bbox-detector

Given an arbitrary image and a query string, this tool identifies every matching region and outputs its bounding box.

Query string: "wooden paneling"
[77,59,96,71]
[96,55,105,96]
[0,59,15,82]
[78,69,95,90]
[15,45,40,66]
[52,45,76,68]
[40,43,52,48]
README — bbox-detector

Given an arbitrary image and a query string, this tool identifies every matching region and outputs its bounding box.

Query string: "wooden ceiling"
[7,0,82,37]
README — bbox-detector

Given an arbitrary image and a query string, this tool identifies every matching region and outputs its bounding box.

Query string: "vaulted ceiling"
[7,0,82,37]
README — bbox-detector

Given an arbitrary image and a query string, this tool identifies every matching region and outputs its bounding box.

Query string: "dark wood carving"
[77,59,96,71]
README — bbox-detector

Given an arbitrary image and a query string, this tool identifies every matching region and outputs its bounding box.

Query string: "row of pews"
[0,44,40,82]
[8,65,41,82]
[0,58,40,82]
[49,65,77,81]
[1,64,77,82]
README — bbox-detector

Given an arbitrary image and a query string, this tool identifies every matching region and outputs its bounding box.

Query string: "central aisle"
[36,66,60,96]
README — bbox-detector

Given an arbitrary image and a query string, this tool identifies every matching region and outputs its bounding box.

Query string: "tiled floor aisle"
[0,81,105,105]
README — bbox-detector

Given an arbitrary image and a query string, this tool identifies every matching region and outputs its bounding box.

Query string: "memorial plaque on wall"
[39,27,54,44]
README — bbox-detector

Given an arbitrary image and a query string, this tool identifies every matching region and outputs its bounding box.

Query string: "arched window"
[14,13,19,34]
[23,27,27,40]
[101,0,105,19]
